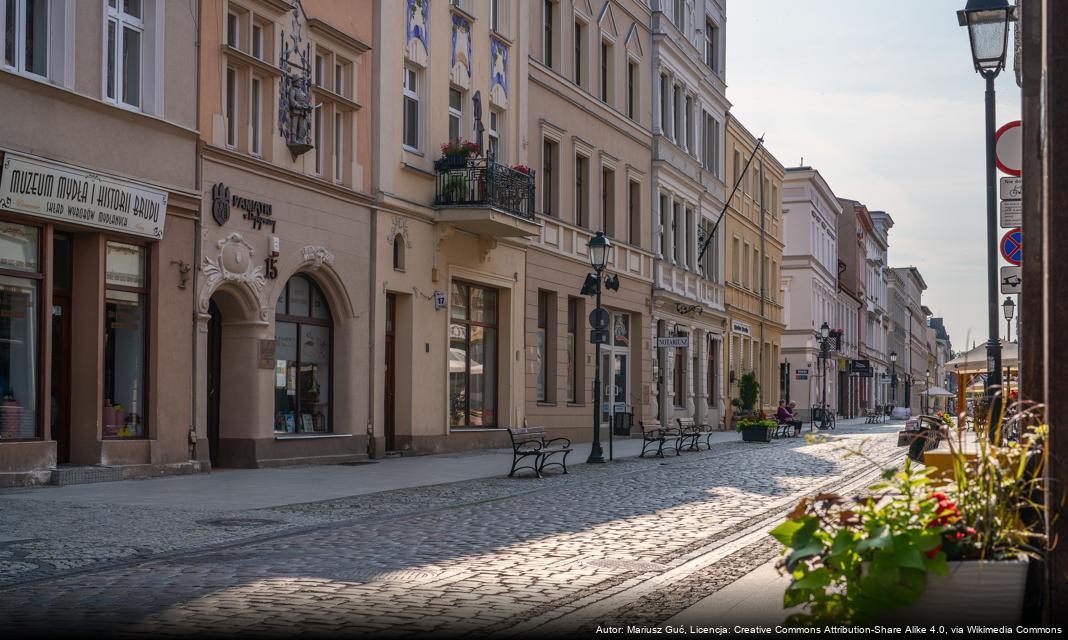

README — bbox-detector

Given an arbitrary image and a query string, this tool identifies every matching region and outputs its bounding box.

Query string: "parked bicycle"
[810,403,837,431]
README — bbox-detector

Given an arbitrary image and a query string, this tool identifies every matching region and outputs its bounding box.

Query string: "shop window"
[274,275,333,434]
[613,313,629,348]
[566,297,579,403]
[0,222,40,440]
[449,281,498,427]
[103,241,147,438]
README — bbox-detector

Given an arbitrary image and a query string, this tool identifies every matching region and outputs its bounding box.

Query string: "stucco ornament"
[387,216,413,249]
[302,245,336,269]
[200,232,268,316]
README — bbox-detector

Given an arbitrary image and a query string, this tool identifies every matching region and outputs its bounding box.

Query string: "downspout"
[758,148,766,409]
[190,0,202,464]
[365,0,384,459]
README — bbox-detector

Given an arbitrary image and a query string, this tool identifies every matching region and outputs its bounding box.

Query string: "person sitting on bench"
[777,400,803,436]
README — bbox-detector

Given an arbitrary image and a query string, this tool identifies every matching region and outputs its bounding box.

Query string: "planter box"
[894,558,1028,624]
[741,426,772,442]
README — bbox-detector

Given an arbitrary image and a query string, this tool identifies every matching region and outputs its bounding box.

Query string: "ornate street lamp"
[1003,296,1015,342]
[925,368,931,414]
[890,350,898,406]
[817,322,832,428]
[585,232,615,464]
[957,0,1017,442]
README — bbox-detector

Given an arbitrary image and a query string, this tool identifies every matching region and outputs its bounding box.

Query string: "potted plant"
[437,138,480,170]
[442,174,469,202]
[737,372,760,416]
[511,164,532,175]
[770,418,1046,625]
[737,417,776,442]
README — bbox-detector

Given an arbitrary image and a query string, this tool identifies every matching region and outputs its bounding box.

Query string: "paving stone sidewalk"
[0,419,906,637]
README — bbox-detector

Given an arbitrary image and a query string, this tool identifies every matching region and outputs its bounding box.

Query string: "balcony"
[654,261,725,312]
[433,156,540,237]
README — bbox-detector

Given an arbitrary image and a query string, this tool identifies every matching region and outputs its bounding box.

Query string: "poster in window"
[284,413,297,433]
[613,314,630,347]
[300,413,315,433]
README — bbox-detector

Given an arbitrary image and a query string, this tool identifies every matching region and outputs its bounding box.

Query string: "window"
[659,194,668,256]
[743,242,750,288]
[274,275,333,434]
[627,60,637,120]
[314,53,325,87]
[543,0,553,68]
[0,222,40,440]
[449,282,498,427]
[448,87,463,142]
[702,112,719,174]
[567,297,579,403]
[402,66,419,150]
[732,236,740,283]
[672,85,681,142]
[392,236,405,270]
[490,0,501,33]
[536,291,551,402]
[334,111,343,183]
[685,208,694,269]
[599,41,610,103]
[685,95,694,152]
[733,149,741,188]
[704,19,717,70]
[313,102,322,174]
[659,73,668,132]
[251,21,263,59]
[226,11,238,48]
[628,180,640,245]
[601,166,614,236]
[104,242,148,438]
[672,201,681,263]
[3,0,47,76]
[575,154,588,228]
[673,0,685,32]
[674,334,687,407]
[706,337,717,406]
[574,19,584,86]
[106,0,143,107]
[488,109,500,159]
[225,66,237,147]
[250,76,261,155]
[542,138,556,215]
[334,62,343,96]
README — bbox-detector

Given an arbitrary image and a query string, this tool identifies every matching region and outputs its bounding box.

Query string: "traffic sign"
[1000,200,1022,228]
[995,120,1022,177]
[1000,228,1022,266]
[1000,266,1022,294]
[590,329,610,344]
[1000,177,1022,200]
[588,307,610,330]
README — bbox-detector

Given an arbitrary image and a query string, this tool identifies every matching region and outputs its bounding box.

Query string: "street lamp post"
[585,232,613,464]
[957,0,1017,442]
[818,322,831,427]
[925,368,931,414]
[890,351,898,407]
[1003,296,1015,343]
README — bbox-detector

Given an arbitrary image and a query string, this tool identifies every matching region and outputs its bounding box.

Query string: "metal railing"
[434,156,536,221]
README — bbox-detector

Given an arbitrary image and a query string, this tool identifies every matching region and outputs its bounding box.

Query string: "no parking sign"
[1000,228,1022,266]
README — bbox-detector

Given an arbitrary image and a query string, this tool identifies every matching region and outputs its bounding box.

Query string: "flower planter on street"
[741,425,773,442]
[888,558,1029,624]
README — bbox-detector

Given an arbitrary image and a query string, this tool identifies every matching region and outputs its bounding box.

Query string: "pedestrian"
[778,400,803,437]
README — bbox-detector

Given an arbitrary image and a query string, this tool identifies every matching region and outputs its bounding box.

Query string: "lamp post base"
[586,447,606,464]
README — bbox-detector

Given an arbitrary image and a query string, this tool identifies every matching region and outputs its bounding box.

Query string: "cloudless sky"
[726,0,1021,352]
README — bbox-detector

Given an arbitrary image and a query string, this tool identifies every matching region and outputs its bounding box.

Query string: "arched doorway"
[273,274,333,435]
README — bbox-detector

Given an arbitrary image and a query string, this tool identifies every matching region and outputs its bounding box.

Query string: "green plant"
[443,175,468,200]
[738,372,760,413]
[735,418,776,432]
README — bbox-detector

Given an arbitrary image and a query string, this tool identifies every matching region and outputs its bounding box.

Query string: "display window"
[0,221,41,440]
[103,241,148,438]
[448,281,498,427]
[274,274,332,433]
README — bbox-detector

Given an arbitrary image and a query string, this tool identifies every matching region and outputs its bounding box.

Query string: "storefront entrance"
[50,232,72,463]
[600,313,631,428]
[384,293,396,452]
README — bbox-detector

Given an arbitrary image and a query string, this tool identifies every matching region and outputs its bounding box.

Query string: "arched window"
[274,275,332,433]
[392,235,405,271]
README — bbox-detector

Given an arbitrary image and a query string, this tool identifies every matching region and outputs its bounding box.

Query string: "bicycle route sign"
[1000,228,1022,266]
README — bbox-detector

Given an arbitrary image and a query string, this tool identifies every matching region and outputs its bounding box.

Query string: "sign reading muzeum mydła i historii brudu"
[0,151,168,239]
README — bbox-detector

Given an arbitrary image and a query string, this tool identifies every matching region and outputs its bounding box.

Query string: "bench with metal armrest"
[507,426,573,478]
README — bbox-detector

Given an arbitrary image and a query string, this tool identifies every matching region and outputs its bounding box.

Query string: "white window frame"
[3,0,49,78]
[105,0,145,109]
[402,65,420,152]
[488,109,501,159]
[489,0,501,34]
[251,21,263,60]
[448,86,463,142]
[704,19,717,70]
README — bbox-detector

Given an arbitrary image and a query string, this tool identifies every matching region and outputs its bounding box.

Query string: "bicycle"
[810,404,837,431]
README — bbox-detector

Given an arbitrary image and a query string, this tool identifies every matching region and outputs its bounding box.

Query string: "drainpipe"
[190,0,203,464]
[758,148,766,409]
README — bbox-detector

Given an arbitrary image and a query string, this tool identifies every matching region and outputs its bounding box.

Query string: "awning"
[923,386,955,397]
[945,340,1018,374]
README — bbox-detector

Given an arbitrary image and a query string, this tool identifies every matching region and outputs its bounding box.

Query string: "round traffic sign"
[1000,227,1022,266]
[588,307,610,330]
[995,120,1022,177]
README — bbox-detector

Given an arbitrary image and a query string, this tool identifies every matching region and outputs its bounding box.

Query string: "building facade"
[526,0,655,441]
[650,0,730,429]
[369,0,536,455]
[862,209,893,410]
[780,166,842,420]
[888,266,928,412]
[834,198,864,419]
[0,0,200,485]
[195,0,375,467]
[724,115,785,419]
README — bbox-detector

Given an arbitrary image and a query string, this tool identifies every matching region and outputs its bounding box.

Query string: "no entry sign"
[995,120,1022,177]
[1000,228,1023,266]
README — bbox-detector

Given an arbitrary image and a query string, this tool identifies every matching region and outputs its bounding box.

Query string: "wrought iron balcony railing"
[434,156,536,221]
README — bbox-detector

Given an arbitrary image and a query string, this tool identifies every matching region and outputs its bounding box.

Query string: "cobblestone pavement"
[0,421,907,637]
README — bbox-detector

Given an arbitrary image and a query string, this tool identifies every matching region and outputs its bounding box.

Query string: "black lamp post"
[818,322,831,426]
[957,0,1016,442]
[925,368,931,414]
[586,232,612,464]
[890,350,898,406]
[1003,295,1015,343]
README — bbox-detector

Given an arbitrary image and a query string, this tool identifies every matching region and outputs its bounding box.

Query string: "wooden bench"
[906,415,947,463]
[507,426,573,478]
[677,417,717,450]
[639,420,682,458]
[864,407,881,424]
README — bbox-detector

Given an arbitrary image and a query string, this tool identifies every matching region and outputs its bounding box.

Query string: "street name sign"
[657,336,689,348]
[995,120,1022,177]
[1000,200,1022,228]
[1000,177,1022,200]
[1001,266,1022,294]
[795,368,810,380]
[1000,228,1023,266]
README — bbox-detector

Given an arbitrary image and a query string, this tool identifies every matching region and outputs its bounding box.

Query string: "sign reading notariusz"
[0,152,167,239]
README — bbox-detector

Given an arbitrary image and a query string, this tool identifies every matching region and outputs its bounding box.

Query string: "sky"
[725,0,1021,352]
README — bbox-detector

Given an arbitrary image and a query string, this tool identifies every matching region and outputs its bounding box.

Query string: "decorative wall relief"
[278,4,314,157]
[451,14,472,88]
[490,39,508,107]
[406,0,430,65]
[301,245,336,270]
[200,232,269,318]
[387,216,413,249]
